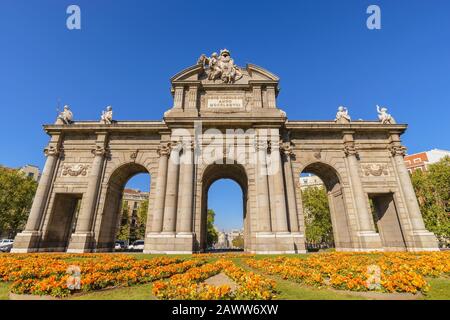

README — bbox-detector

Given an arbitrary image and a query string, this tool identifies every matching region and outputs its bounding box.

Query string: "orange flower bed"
[0,253,204,297]
[152,259,276,300]
[245,251,450,294]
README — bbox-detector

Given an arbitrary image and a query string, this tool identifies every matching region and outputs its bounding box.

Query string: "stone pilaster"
[343,132,383,250]
[255,139,271,233]
[162,142,181,233]
[12,144,61,253]
[173,86,184,109]
[389,134,439,251]
[185,86,199,116]
[67,134,108,253]
[266,86,276,108]
[178,141,195,233]
[270,141,289,233]
[252,85,262,109]
[149,143,170,232]
[281,143,300,232]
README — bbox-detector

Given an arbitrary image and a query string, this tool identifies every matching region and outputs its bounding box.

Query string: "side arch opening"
[97,163,151,251]
[299,162,352,251]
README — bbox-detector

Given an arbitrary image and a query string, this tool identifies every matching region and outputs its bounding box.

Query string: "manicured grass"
[423,277,450,300]
[269,277,364,300]
[70,283,155,300]
[0,282,10,300]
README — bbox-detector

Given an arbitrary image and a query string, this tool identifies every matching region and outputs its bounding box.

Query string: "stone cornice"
[43,121,168,135]
[285,121,407,133]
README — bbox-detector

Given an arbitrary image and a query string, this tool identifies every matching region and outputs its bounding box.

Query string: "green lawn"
[423,277,450,300]
[0,282,10,300]
[70,283,155,300]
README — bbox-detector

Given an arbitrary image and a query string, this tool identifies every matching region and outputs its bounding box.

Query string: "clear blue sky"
[1,1,449,230]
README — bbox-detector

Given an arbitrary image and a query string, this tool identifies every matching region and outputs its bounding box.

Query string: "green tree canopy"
[301,186,334,246]
[0,167,37,238]
[411,156,450,245]
[231,234,244,249]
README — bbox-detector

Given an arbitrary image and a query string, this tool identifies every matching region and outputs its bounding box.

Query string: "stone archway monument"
[13,49,439,253]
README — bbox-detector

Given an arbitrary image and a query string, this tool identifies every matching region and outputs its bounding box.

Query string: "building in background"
[214,228,244,249]
[404,149,450,173]
[0,164,41,182]
[19,165,41,182]
[118,189,149,242]
[299,173,324,190]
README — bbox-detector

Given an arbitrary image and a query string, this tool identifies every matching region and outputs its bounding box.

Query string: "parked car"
[114,240,126,250]
[0,239,14,252]
[128,240,144,251]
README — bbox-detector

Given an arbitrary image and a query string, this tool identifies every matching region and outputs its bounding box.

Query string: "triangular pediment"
[171,64,279,84]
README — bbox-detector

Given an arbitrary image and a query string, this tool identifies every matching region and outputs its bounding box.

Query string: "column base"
[144,232,194,254]
[66,232,95,253]
[356,231,384,251]
[11,231,42,253]
[406,230,439,252]
[250,232,306,254]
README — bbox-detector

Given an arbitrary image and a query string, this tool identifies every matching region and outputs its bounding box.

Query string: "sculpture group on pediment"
[197,49,243,83]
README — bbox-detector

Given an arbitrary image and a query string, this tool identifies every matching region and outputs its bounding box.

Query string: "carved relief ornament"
[62,164,89,177]
[362,163,389,177]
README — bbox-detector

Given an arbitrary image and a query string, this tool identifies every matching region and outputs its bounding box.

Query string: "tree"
[301,186,334,247]
[116,201,130,241]
[411,156,450,246]
[0,167,37,238]
[136,199,148,240]
[206,209,218,248]
[232,234,244,249]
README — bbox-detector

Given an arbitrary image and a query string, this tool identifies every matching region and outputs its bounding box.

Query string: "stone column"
[178,142,195,233]
[269,142,289,233]
[388,136,438,250]
[150,143,170,232]
[162,143,181,233]
[75,146,106,233]
[12,139,62,252]
[343,141,375,233]
[67,135,107,252]
[389,144,427,231]
[281,143,299,232]
[24,146,60,232]
[256,140,272,232]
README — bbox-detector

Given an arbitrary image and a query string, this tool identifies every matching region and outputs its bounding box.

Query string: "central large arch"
[199,163,248,252]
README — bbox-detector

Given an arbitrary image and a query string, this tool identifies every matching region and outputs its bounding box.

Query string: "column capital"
[280,141,294,158]
[91,145,107,157]
[389,144,407,157]
[343,142,358,157]
[44,145,60,157]
[157,143,171,157]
